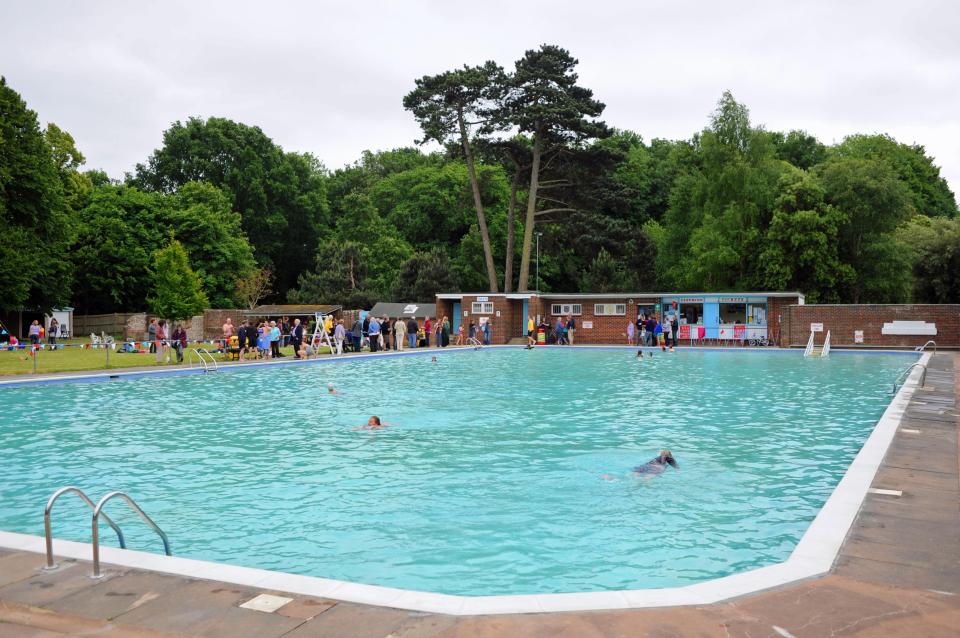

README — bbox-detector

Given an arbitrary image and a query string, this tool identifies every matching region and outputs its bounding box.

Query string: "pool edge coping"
[0,344,919,388]
[0,350,931,615]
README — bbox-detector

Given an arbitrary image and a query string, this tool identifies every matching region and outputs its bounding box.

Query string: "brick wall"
[458,295,525,344]
[784,305,960,348]
[202,309,242,340]
[543,297,660,344]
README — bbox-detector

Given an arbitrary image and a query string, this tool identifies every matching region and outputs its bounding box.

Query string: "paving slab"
[872,466,959,492]
[46,570,185,620]
[839,536,960,574]
[0,561,119,607]
[0,554,55,589]
[834,555,960,595]
[283,602,414,638]
[272,596,338,620]
[0,622,65,638]
[847,510,960,549]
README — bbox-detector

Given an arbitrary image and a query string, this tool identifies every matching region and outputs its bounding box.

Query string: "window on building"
[471,302,494,314]
[719,303,747,324]
[679,303,702,324]
[747,303,767,325]
[550,304,582,316]
[594,303,626,316]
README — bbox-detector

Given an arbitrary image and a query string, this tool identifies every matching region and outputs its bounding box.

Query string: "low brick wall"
[784,305,960,349]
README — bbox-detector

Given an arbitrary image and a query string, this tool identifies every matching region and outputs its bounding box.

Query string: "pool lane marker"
[867,488,903,497]
[239,593,293,613]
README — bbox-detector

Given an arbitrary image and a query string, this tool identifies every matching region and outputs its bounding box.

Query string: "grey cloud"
[2,0,957,196]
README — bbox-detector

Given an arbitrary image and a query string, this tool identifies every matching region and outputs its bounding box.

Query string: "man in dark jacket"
[291,318,304,359]
[406,317,418,349]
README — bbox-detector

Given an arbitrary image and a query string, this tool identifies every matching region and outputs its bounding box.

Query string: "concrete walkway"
[1,355,957,637]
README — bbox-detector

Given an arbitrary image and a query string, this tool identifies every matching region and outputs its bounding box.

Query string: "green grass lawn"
[0,341,328,376]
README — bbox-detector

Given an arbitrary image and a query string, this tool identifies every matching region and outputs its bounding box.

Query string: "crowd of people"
[626,309,679,352]
[211,314,458,361]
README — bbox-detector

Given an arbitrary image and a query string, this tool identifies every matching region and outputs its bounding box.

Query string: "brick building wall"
[784,305,959,348]
[457,295,525,345]
[543,297,661,344]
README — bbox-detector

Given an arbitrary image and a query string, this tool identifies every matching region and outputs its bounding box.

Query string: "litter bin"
[537,328,545,344]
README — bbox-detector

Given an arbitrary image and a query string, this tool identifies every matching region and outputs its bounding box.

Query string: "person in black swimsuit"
[633,450,678,475]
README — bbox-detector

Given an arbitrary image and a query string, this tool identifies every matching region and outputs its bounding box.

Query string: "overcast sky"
[4,1,959,198]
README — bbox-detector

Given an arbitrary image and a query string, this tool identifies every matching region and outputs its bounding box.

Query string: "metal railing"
[43,487,125,570]
[188,348,218,372]
[892,362,928,394]
[803,331,815,357]
[822,330,831,357]
[92,491,171,578]
[915,340,937,356]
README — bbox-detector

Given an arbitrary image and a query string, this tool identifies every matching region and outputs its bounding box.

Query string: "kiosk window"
[747,303,767,325]
[680,303,702,324]
[719,303,747,324]
[472,302,494,314]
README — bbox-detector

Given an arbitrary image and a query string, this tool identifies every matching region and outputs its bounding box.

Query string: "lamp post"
[535,232,543,292]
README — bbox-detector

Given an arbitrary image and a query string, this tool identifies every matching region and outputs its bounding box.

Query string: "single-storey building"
[435,292,806,346]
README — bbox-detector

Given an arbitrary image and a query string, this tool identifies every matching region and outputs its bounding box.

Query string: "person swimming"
[633,449,678,475]
[354,415,385,430]
[327,383,337,395]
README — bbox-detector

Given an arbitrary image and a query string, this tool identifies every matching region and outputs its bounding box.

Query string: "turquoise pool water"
[0,348,913,595]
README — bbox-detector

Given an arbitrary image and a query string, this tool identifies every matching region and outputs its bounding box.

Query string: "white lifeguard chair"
[307,312,335,356]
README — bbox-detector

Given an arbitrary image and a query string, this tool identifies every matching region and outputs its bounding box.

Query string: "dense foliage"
[1,49,957,314]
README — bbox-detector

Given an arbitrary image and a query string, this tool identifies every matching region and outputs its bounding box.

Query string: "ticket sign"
[679,324,690,339]
[810,323,824,332]
[583,321,593,329]
[854,330,864,343]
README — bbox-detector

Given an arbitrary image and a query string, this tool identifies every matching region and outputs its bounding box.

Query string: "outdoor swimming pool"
[0,348,915,596]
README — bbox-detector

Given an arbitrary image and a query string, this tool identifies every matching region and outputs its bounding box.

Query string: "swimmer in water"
[633,450,678,475]
[431,355,438,363]
[353,415,385,430]
[602,449,678,481]
[327,383,337,395]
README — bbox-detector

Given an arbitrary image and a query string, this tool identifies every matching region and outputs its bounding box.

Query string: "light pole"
[535,232,543,292]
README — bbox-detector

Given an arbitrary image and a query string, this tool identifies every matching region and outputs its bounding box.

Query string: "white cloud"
[3,0,958,197]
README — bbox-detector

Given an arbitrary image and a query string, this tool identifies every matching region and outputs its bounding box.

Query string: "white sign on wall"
[495,310,501,317]
[810,323,824,332]
[463,310,468,316]
[854,330,864,343]
[476,296,489,302]
[583,321,594,329]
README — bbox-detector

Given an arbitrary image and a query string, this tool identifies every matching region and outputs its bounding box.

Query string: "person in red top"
[424,317,432,347]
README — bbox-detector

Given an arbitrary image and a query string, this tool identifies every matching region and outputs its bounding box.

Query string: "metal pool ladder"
[92,491,171,578]
[43,487,172,578]
[43,487,125,570]
[892,363,927,394]
[189,347,219,372]
[915,340,937,356]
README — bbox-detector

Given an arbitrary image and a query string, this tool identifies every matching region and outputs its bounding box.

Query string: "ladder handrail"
[892,362,927,394]
[187,348,207,372]
[822,330,831,357]
[915,340,937,356]
[188,348,218,372]
[198,348,218,371]
[92,491,171,578]
[43,486,125,570]
[804,331,815,357]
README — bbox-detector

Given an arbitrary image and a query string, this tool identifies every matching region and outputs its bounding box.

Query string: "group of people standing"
[147,318,189,363]
[626,301,680,352]
[342,315,451,353]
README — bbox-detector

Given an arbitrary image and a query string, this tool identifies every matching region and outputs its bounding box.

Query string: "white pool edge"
[0,351,931,615]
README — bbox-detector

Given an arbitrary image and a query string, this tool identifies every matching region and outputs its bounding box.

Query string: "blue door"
[452,302,461,334]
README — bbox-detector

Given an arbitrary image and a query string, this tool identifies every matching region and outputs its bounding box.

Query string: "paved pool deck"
[1,352,957,637]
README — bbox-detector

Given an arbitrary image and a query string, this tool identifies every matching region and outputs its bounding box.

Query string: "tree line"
[1,45,957,319]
